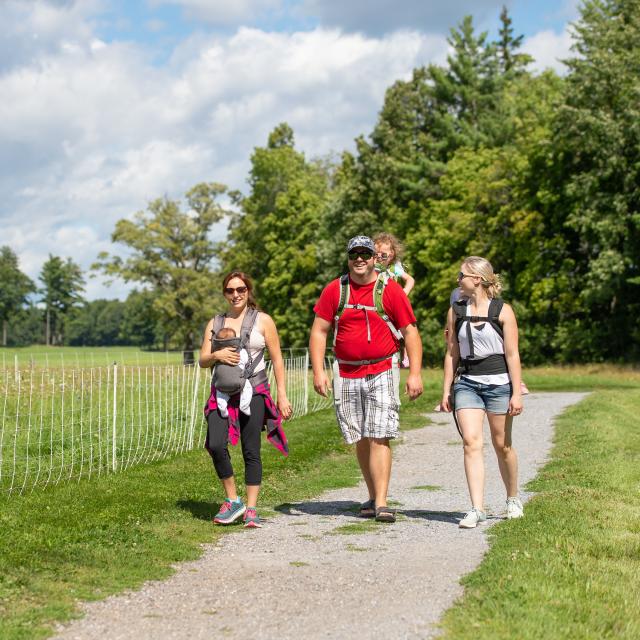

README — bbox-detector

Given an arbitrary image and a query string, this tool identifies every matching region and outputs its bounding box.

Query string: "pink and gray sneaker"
[213,499,246,524]
[243,507,262,528]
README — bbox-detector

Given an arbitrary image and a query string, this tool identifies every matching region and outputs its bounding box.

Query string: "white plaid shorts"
[332,368,400,444]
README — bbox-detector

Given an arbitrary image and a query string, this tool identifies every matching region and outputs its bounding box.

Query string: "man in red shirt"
[309,235,423,522]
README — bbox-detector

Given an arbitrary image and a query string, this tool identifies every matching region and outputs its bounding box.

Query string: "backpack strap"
[333,274,350,345]
[453,298,505,361]
[210,314,226,358]
[239,308,259,349]
[373,272,403,340]
[334,273,402,346]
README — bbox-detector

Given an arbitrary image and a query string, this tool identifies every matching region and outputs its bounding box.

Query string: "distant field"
[0,346,189,368]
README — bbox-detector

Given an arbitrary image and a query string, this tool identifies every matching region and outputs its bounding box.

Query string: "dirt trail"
[53,392,586,640]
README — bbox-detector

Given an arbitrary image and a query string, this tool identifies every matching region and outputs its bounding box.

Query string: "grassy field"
[0,370,440,640]
[1,365,639,638]
[1,346,188,368]
[440,380,640,639]
[0,351,326,494]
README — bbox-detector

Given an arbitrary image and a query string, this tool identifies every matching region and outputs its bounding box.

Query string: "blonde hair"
[373,232,404,261]
[462,256,503,299]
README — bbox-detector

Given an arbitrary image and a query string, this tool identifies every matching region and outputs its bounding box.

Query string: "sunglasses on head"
[224,286,248,295]
[348,251,374,261]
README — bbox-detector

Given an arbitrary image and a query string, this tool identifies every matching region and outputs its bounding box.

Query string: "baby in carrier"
[212,327,253,417]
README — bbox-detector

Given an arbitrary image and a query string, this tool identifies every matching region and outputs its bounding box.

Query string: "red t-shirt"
[314,276,417,378]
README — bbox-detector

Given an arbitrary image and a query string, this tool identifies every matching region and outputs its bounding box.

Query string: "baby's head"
[216,327,237,340]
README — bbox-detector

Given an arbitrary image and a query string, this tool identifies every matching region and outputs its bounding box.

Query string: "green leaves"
[0,247,35,346]
[94,183,229,353]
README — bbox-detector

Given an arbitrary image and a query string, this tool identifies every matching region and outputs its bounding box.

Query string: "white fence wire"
[0,351,334,495]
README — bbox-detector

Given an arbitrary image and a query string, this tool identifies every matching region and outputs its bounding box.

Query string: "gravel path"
[53,392,586,640]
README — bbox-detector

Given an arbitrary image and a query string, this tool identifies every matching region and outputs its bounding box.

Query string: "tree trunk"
[182,330,195,366]
[2,319,7,347]
[46,307,50,346]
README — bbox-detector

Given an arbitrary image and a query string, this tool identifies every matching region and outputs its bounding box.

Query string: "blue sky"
[91,0,578,52]
[1,0,579,300]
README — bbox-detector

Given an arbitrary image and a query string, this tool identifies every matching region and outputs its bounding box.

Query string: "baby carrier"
[452,297,507,375]
[450,297,507,437]
[210,308,266,395]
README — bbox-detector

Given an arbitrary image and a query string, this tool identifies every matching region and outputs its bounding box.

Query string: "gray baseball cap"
[346,235,375,253]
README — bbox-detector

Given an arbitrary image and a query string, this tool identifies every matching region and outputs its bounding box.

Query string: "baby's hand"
[214,347,240,365]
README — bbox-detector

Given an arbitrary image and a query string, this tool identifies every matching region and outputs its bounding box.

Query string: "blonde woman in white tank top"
[198,271,292,528]
[441,257,524,529]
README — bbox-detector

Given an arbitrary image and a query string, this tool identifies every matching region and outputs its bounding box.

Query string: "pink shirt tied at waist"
[204,381,289,457]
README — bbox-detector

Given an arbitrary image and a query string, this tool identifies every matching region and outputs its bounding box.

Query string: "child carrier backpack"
[452,297,507,375]
[333,272,402,365]
[210,308,264,395]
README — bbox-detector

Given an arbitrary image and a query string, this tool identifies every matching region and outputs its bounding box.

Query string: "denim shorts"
[453,376,512,414]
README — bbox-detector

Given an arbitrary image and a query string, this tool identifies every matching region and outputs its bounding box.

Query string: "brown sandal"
[375,506,396,523]
[359,499,376,518]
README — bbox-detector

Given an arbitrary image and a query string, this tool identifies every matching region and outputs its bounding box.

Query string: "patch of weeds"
[411,485,442,491]
[288,521,308,526]
[289,561,309,567]
[330,520,380,535]
[346,544,368,552]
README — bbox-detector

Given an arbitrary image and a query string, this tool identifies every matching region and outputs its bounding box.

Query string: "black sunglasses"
[348,251,374,261]
[224,286,248,295]
[457,272,476,281]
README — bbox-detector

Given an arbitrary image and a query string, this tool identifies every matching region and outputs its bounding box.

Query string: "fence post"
[189,365,201,449]
[14,354,18,382]
[112,363,118,472]
[303,349,309,416]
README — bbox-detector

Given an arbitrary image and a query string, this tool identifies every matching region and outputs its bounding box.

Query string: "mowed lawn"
[1,367,639,638]
[1,346,188,368]
[440,375,640,639]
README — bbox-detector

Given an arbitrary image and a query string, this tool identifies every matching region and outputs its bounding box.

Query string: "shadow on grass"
[176,499,215,521]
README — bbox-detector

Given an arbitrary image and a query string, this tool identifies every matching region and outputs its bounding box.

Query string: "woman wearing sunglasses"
[440,256,524,528]
[199,271,293,529]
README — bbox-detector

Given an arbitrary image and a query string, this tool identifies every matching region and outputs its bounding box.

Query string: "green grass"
[6,365,638,639]
[411,484,442,491]
[0,370,439,639]
[0,353,320,494]
[439,388,640,639]
[0,345,190,368]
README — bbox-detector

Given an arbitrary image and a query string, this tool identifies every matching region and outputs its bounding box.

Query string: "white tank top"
[457,301,510,385]
[247,313,266,374]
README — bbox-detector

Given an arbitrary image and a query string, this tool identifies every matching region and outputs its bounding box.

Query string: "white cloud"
[523,26,574,75]
[2,7,448,300]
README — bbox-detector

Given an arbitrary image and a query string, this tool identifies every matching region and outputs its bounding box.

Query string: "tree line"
[0,248,166,348]
[3,1,639,364]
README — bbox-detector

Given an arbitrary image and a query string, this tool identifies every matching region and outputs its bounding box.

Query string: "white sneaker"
[506,497,524,519]
[459,508,487,529]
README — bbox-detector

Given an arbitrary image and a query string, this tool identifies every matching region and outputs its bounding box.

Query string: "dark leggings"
[206,394,265,485]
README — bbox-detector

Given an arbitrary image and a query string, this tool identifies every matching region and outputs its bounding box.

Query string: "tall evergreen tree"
[0,247,35,346]
[39,255,85,345]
